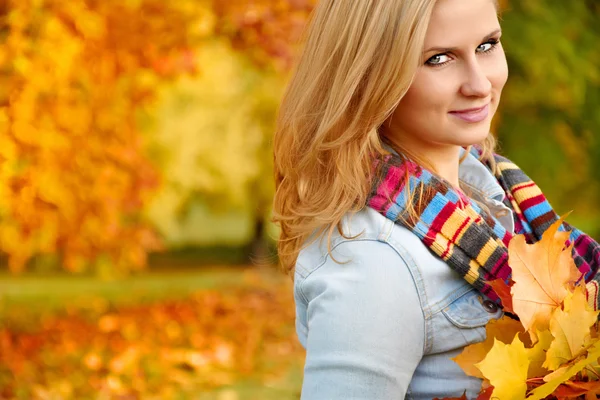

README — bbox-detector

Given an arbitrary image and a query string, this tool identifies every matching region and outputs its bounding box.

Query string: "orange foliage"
[0,0,203,273]
[212,0,316,69]
[0,0,317,273]
[0,272,302,398]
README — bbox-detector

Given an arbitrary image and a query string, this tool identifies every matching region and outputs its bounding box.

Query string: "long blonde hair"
[273,0,498,273]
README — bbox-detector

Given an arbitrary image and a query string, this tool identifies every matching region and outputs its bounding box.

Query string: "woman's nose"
[460,61,492,98]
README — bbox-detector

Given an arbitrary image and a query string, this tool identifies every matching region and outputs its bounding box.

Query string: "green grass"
[195,368,303,400]
[0,266,247,310]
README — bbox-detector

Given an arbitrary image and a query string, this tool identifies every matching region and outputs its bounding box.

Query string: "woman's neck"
[382,133,462,189]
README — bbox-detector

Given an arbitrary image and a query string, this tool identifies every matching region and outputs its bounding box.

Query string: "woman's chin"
[455,126,493,146]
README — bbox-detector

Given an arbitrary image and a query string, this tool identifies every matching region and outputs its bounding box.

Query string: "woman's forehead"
[424,0,500,48]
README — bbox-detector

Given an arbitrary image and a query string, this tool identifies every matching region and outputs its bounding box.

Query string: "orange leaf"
[433,392,467,400]
[488,278,515,314]
[554,380,600,399]
[509,215,581,340]
[476,385,494,400]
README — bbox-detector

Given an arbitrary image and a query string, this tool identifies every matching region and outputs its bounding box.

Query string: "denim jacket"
[294,148,515,400]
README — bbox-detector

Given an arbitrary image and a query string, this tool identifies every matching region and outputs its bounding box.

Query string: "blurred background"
[0,0,598,399]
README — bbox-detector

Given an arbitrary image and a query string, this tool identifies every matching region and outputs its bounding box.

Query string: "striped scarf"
[367,147,600,309]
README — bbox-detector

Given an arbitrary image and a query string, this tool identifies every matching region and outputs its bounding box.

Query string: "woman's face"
[386,0,508,152]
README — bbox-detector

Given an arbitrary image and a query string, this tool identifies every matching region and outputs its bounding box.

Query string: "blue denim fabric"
[294,149,515,400]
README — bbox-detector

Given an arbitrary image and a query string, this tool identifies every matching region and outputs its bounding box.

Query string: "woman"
[273,0,600,399]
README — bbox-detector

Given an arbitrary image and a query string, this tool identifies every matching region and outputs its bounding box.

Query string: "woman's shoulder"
[295,207,413,277]
[294,208,434,279]
[295,206,471,308]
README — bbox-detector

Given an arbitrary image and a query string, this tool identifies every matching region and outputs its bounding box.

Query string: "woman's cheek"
[490,49,509,91]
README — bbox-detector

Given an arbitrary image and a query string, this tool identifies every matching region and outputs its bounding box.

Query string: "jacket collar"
[458,147,505,202]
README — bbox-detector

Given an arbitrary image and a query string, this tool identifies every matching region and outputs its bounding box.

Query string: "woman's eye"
[476,40,498,53]
[426,54,451,66]
[425,39,499,66]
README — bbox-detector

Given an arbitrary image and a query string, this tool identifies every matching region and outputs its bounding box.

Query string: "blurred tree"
[0,0,209,273]
[212,0,316,70]
[141,1,316,262]
[211,0,317,262]
[0,0,313,273]
[143,39,283,255]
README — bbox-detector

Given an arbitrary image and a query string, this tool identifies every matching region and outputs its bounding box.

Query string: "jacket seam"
[296,237,375,305]
[297,237,428,354]
[296,316,308,338]
[380,235,431,356]
[428,284,475,314]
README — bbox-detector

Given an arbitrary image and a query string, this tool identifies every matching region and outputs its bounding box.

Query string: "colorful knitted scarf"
[367,147,600,309]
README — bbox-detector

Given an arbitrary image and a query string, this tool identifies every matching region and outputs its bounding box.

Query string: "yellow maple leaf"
[475,335,530,400]
[452,316,527,379]
[543,285,599,371]
[527,329,553,379]
[509,216,581,339]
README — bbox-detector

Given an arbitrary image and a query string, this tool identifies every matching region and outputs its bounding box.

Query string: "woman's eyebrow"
[423,28,502,54]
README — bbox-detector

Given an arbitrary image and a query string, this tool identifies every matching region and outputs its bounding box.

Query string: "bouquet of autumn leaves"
[448,216,600,400]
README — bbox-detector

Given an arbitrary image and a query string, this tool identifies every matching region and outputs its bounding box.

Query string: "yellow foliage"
[528,342,600,400]
[544,286,599,371]
[0,0,210,272]
[452,315,527,379]
[509,217,582,339]
[144,40,285,245]
[475,335,530,400]
[526,329,553,379]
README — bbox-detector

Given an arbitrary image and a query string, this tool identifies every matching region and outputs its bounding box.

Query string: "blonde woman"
[273,0,600,399]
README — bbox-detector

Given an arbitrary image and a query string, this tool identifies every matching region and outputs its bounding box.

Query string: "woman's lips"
[449,104,489,123]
